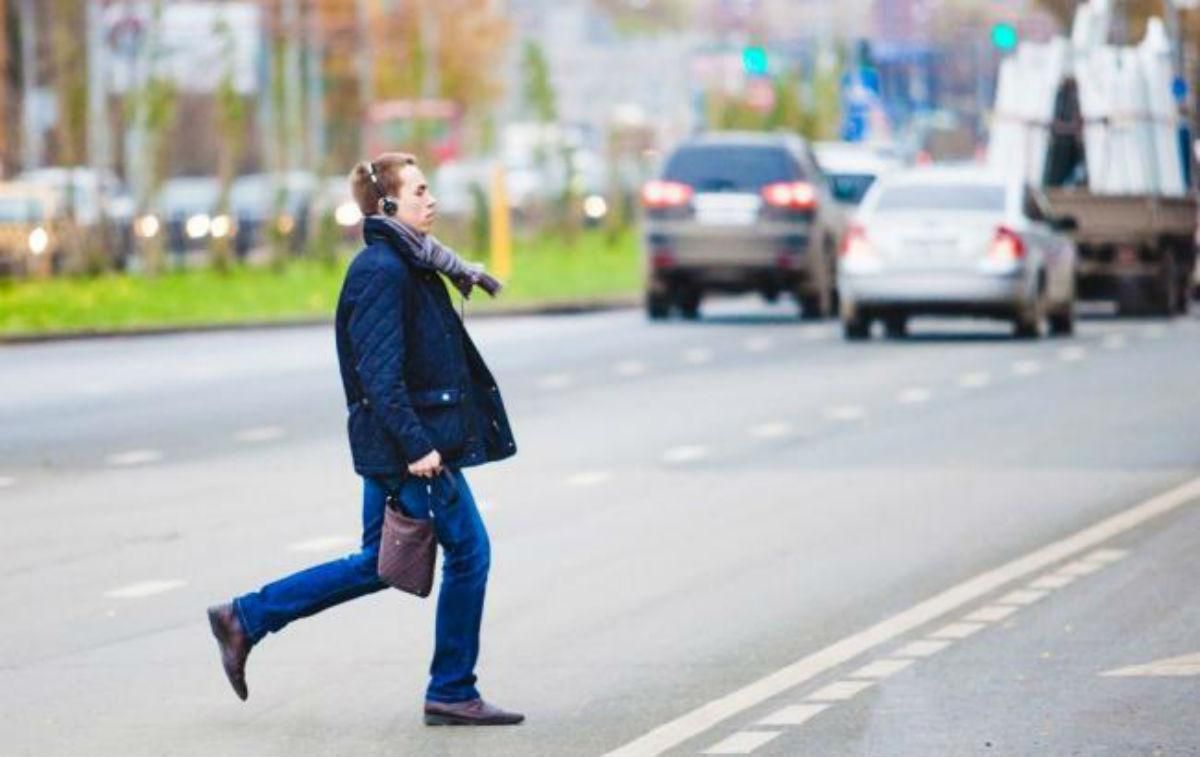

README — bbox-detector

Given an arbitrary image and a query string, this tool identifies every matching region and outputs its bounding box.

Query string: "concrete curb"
[0,295,641,345]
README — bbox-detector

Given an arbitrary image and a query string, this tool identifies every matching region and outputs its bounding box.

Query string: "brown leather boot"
[424,698,525,726]
[206,603,252,701]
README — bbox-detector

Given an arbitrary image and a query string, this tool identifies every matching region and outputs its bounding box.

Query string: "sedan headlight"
[210,214,234,239]
[185,213,211,239]
[135,214,161,238]
[28,227,49,255]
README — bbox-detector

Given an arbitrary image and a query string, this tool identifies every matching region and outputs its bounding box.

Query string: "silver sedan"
[837,168,1078,340]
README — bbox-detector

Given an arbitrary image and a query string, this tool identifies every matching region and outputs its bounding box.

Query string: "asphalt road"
[1,298,1197,757]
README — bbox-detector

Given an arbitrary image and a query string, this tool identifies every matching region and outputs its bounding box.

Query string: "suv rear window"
[663,145,801,192]
[875,184,1005,212]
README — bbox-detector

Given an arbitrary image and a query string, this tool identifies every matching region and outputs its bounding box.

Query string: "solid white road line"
[683,348,713,365]
[662,446,709,464]
[601,475,1200,757]
[1012,360,1042,376]
[287,536,357,553]
[104,580,186,599]
[614,360,647,377]
[567,471,612,487]
[897,387,932,404]
[1102,652,1200,678]
[701,731,781,755]
[538,373,573,390]
[106,449,164,466]
[893,639,952,658]
[808,680,875,701]
[756,704,829,727]
[958,371,991,388]
[849,658,914,679]
[748,422,793,439]
[1083,547,1129,563]
[234,426,286,443]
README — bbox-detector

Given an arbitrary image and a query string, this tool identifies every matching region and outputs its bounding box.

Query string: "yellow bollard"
[489,163,512,281]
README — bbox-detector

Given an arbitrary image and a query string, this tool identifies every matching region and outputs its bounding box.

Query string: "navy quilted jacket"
[335,216,517,476]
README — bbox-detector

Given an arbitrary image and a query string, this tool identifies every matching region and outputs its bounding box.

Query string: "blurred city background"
[0,0,1195,334]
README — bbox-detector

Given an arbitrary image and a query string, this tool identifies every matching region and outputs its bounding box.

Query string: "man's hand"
[407,449,443,478]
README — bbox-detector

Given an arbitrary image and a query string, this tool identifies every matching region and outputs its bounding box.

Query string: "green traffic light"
[742,46,768,76]
[991,23,1018,51]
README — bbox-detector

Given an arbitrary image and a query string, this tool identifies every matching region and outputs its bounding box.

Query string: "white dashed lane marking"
[897,387,932,404]
[825,405,867,422]
[1058,346,1087,362]
[1142,325,1166,339]
[614,360,647,377]
[1102,334,1127,350]
[849,658,913,679]
[662,446,710,464]
[567,471,612,487]
[106,449,164,467]
[234,426,286,443]
[1012,360,1042,376]
[756,704,829,727]
[287,536,357,553]
[958,371,991,388]
[1029,572,1077,590]
[995,588,1048,606]
[894,639,952,658]
[748,422,793,439]
[964,604,1018,623]
[537,373,573,390]
[929,621,986,640]
[743,336,772,353]
[701,731,781,755]
[808,680,875,701]
[104,580,187,599]
[683,348,713,365]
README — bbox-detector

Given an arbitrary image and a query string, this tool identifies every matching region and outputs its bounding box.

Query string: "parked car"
[838,167,1078,340]
[157,176,228,256]
[15,167,136,267]
[230,172,316,258]
[640,132,843,320]
[0,182,61,276]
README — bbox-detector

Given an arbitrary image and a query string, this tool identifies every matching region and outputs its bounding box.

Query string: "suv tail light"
[762,181,818,211]
[839,224,875,259]
[641,180,693,209]
[988,226,1026,261]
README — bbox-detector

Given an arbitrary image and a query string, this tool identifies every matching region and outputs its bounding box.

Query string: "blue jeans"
[233,469,490,703]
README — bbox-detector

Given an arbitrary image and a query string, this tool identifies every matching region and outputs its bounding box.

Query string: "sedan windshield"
[874,184,1006,213]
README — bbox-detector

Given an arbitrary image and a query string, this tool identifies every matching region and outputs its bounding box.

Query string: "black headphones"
[367,162,398,216]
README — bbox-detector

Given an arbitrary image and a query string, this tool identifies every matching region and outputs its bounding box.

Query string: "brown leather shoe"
[206,603,252,701]
[424,698,525,726]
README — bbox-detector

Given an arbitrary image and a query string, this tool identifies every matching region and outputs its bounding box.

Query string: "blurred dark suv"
[640,132,842,319]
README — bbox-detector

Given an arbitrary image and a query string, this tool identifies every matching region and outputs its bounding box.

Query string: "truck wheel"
[646,292,670,320]
[843,315,871,341]
[883,314,908,339]
[678,290,702,320]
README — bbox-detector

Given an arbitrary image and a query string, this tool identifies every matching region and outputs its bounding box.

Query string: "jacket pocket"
[348,403,395,469]
[409,388,466,455]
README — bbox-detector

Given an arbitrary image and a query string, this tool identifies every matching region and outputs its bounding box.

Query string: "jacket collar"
[362,215,436,270]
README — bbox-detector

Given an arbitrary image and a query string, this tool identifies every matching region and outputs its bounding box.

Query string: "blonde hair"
[349,152,418,215]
